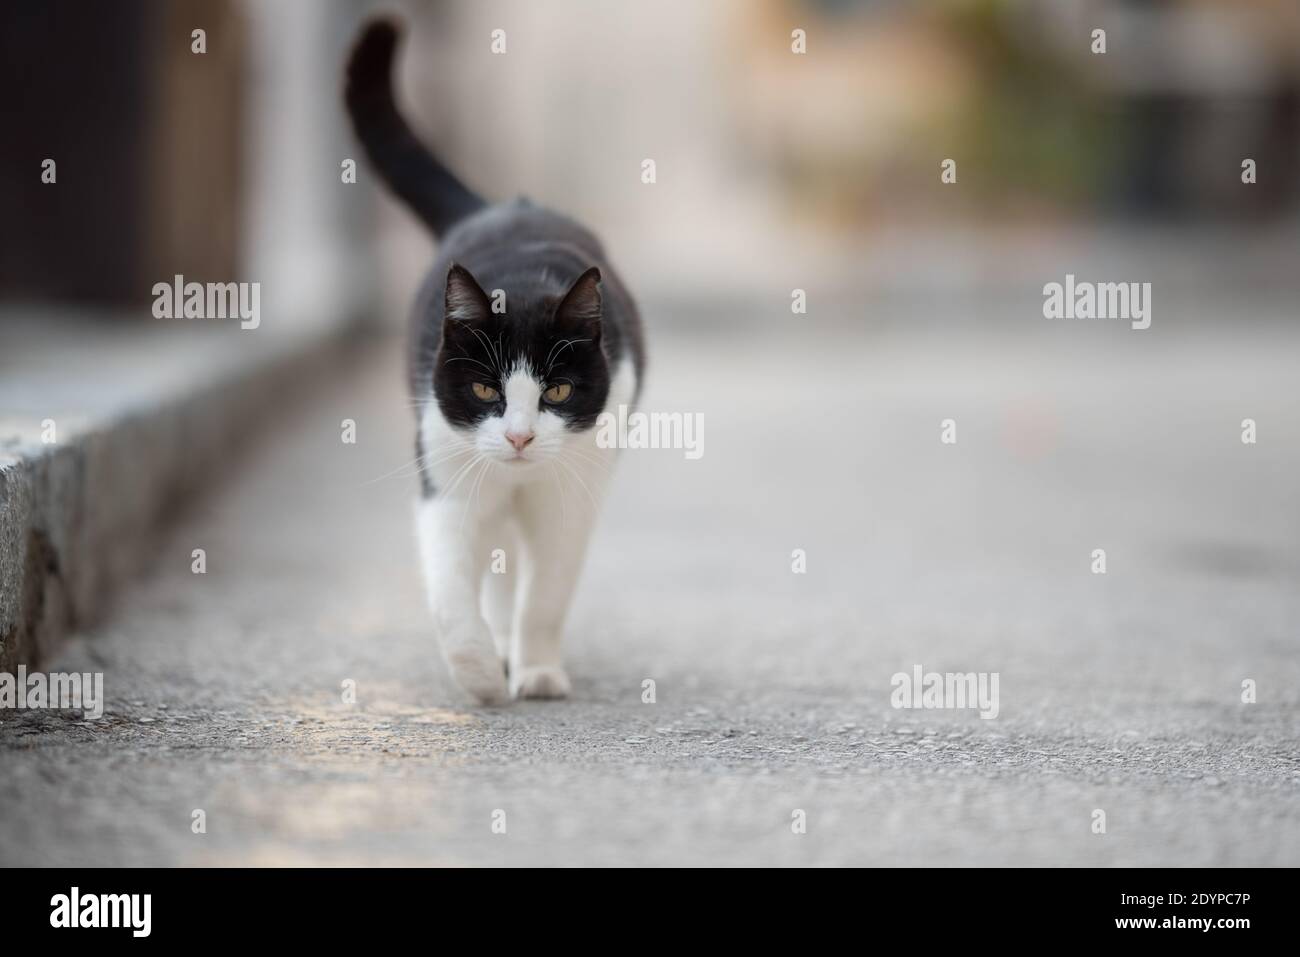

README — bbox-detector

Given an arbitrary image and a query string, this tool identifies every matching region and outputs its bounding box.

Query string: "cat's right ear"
[443,263,491,327]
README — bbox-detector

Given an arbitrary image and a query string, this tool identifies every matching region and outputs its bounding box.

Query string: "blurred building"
[2,0,1296,313]
[0,0,371,327]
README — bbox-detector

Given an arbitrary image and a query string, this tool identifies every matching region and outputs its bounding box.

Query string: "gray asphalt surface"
[2,306,1298,866]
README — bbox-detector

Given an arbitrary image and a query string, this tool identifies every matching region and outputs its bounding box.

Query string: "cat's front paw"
[510,665,571,700]
[446,645,509,705]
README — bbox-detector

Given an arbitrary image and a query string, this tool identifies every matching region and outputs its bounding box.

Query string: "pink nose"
[506,431,534,452]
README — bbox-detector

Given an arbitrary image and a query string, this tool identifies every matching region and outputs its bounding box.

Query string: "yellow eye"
[472,382,499,401]
[543,382,572,404]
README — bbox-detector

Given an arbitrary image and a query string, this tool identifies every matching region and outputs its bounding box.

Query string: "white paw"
[510,665,571,700]
[446,645,509,705]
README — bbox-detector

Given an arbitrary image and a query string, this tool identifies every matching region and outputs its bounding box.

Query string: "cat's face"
[432,263,609,466]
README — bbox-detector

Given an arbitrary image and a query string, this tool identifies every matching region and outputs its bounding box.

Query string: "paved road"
[2,311,1298,866]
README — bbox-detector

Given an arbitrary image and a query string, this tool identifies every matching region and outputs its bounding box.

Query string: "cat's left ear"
[554,267,602,339]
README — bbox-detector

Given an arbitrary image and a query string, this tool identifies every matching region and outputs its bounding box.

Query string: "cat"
[345,19,645,703]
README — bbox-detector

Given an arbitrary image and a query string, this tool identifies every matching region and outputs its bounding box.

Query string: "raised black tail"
[344,18,485,237]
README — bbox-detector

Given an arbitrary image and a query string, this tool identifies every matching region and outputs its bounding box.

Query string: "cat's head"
[431,262,610,465]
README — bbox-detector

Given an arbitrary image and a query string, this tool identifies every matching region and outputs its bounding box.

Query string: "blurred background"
[1,0,1299,866]
[4,0,1298,319]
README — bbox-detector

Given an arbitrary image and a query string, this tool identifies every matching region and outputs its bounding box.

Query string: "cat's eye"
[543,382,572,404]
[471,382,499,402]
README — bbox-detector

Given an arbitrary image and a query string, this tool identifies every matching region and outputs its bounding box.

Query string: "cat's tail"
[344,18,485,237]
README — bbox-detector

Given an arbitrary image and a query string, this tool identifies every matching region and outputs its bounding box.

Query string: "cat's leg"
[510,460,611,699]
[479,513,519,665]
[415,494,509,705]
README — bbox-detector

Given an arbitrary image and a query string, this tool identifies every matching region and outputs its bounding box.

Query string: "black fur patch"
[344,20,644,499]
[407,204,644,497]
[434,261,609,433]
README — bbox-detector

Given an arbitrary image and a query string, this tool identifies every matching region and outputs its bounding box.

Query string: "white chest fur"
[414,358,636,702]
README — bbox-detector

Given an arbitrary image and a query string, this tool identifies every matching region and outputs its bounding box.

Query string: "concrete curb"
[0,316,366,672]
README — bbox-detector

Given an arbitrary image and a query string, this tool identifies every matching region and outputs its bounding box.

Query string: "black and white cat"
[346,20,644,703]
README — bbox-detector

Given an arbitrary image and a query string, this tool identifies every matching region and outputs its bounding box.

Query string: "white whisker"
[555,454,601,514]
[439,453,486,500]
[460,458,494,535]
[360,443,472,487]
